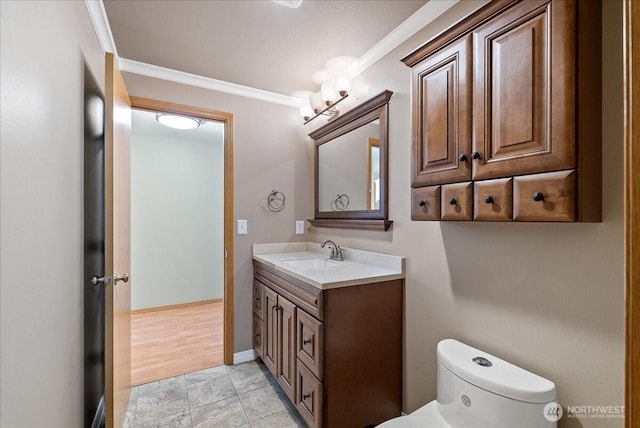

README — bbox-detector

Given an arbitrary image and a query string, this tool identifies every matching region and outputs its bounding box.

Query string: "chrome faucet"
[321,240,345,261]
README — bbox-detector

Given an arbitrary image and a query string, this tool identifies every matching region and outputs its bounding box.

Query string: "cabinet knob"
[484,196,494,204]
[458,154,468,162]
[303,393,311,400]
[418,200,426,207]
[449,198,457,206]
[303,338,312,345]
[532,192,544,202]
[471,151,481,160]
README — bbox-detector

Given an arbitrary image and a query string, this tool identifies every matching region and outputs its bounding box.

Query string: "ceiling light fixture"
[299,57,355,124]
[155,113,203,130]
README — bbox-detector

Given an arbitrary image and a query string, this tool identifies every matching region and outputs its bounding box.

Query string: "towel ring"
[267,190,286,212]
[332,193,350,211]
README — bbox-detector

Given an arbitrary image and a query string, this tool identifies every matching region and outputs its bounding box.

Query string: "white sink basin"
[281,258,343,269]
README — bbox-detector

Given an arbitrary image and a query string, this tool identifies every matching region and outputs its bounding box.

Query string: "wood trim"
[625,0,640,426]
[129,96,235,365]
[131,299,223,315]
[366,138,380,210]
[401,0,517,67]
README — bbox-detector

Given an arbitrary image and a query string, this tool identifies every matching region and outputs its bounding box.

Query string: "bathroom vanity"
[252,242,405,428]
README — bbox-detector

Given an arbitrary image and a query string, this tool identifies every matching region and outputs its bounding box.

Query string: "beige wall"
[307,1,625,427]
[0,1,105,426]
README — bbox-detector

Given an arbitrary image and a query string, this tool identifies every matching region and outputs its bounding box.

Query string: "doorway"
[128,97,234,384]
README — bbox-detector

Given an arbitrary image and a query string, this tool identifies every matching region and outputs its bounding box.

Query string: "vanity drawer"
[253,314,263,358]
[513,170,575,221]
[296,360,323,428]
[297,309,324,380]
[441,182,473,220]
[411,186,441,221]
[473,178,513,221]
[253,280,264,319]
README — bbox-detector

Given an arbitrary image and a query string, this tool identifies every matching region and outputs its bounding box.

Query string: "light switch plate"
[237,219,248,235]
[295,220,305,235]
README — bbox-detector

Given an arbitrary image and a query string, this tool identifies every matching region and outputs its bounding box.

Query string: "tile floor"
[124,360,306,428]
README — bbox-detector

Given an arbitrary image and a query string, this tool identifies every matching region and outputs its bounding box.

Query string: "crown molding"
[347,0,459,76]
[119,59,304,107]
[84,0,117,55]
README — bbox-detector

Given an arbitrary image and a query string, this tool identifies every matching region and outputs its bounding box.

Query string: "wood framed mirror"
[308,90,393,231]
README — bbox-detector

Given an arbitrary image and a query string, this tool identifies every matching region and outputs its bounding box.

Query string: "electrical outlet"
[237,219,248,235]
[295,220,305,235]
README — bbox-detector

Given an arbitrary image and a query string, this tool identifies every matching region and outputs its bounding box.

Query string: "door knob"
[113,273,129,284]
[91,275,112,286]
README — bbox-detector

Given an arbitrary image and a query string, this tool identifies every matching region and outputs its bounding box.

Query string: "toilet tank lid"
[437,339,556,403]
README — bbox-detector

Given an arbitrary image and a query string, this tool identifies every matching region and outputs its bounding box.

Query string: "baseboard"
[91,395,105,428]
[233,349,256,364]
[131,298,223,315]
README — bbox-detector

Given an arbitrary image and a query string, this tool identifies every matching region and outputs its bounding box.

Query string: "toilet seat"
[377,401,450,428]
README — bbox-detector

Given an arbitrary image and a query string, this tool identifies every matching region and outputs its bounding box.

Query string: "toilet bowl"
[378,339,557,428]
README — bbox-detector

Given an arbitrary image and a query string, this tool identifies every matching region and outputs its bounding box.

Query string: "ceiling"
[103,0,427,97]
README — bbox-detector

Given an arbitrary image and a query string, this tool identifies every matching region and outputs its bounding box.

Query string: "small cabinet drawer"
[513,170,576,221]
[297,309,323,380]
[296,361,323,428]
[253,280,264,319]
[411,186,441,221]
[441,182,472,220]
[253,314,263,357]
[473,178,513,221]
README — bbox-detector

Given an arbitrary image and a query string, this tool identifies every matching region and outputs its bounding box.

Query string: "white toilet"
[379,339,558,428]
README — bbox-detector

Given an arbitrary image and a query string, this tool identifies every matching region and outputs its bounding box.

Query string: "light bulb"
[310,92,324,114]
[299,103,314,121]
[335,73,352,97]
[321,82,336,106]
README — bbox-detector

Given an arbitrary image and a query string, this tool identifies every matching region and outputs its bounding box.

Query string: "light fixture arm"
[303,94,349,125]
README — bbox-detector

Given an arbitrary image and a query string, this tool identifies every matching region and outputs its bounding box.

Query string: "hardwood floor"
[130,300,223,386]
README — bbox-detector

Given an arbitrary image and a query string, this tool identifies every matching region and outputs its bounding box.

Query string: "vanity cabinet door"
[296,361,323,428]
[411,35,472,187]
[253,280,263,319]
[262,286,278,375]
[471,0,574,180]
[297,309,323,380]
[277,295,297,401]
[253,315,263,358]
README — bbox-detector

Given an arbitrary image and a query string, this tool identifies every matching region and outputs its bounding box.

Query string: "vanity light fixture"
[155,113,203,130]
[272,0,303,8]
[299,57,355,124]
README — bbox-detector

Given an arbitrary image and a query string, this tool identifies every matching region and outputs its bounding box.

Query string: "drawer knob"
[471,151,481,160]
[303,338,312,345]
[449,198,457,206]
[532,192,544,202]
[418,200,426,207]
[458,154,468,162]
[303,393,311,400]
[484,196,494,204]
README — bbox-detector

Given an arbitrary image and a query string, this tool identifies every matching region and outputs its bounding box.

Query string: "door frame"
[128,96,235,365]
[624,0,639,426]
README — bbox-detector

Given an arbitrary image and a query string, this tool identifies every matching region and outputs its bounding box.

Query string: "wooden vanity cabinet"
[253,260,403,428]
[403,0,601,222]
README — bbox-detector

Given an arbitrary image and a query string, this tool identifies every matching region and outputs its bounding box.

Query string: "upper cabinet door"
[412,35,472,187]
[472,0,575,180]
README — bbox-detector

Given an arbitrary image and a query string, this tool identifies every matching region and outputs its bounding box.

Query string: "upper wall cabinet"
[403,0,602,222]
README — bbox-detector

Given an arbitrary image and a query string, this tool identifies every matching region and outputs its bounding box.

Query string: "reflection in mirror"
[318,119,379,211]
[309,90,393,231]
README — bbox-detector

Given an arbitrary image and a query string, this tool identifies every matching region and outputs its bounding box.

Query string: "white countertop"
[252,242,405,290]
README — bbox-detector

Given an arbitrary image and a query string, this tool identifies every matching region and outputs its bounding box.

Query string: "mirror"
[309,90,393,231]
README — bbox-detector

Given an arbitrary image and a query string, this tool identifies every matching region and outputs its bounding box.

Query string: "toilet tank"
[435,339,557,428]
